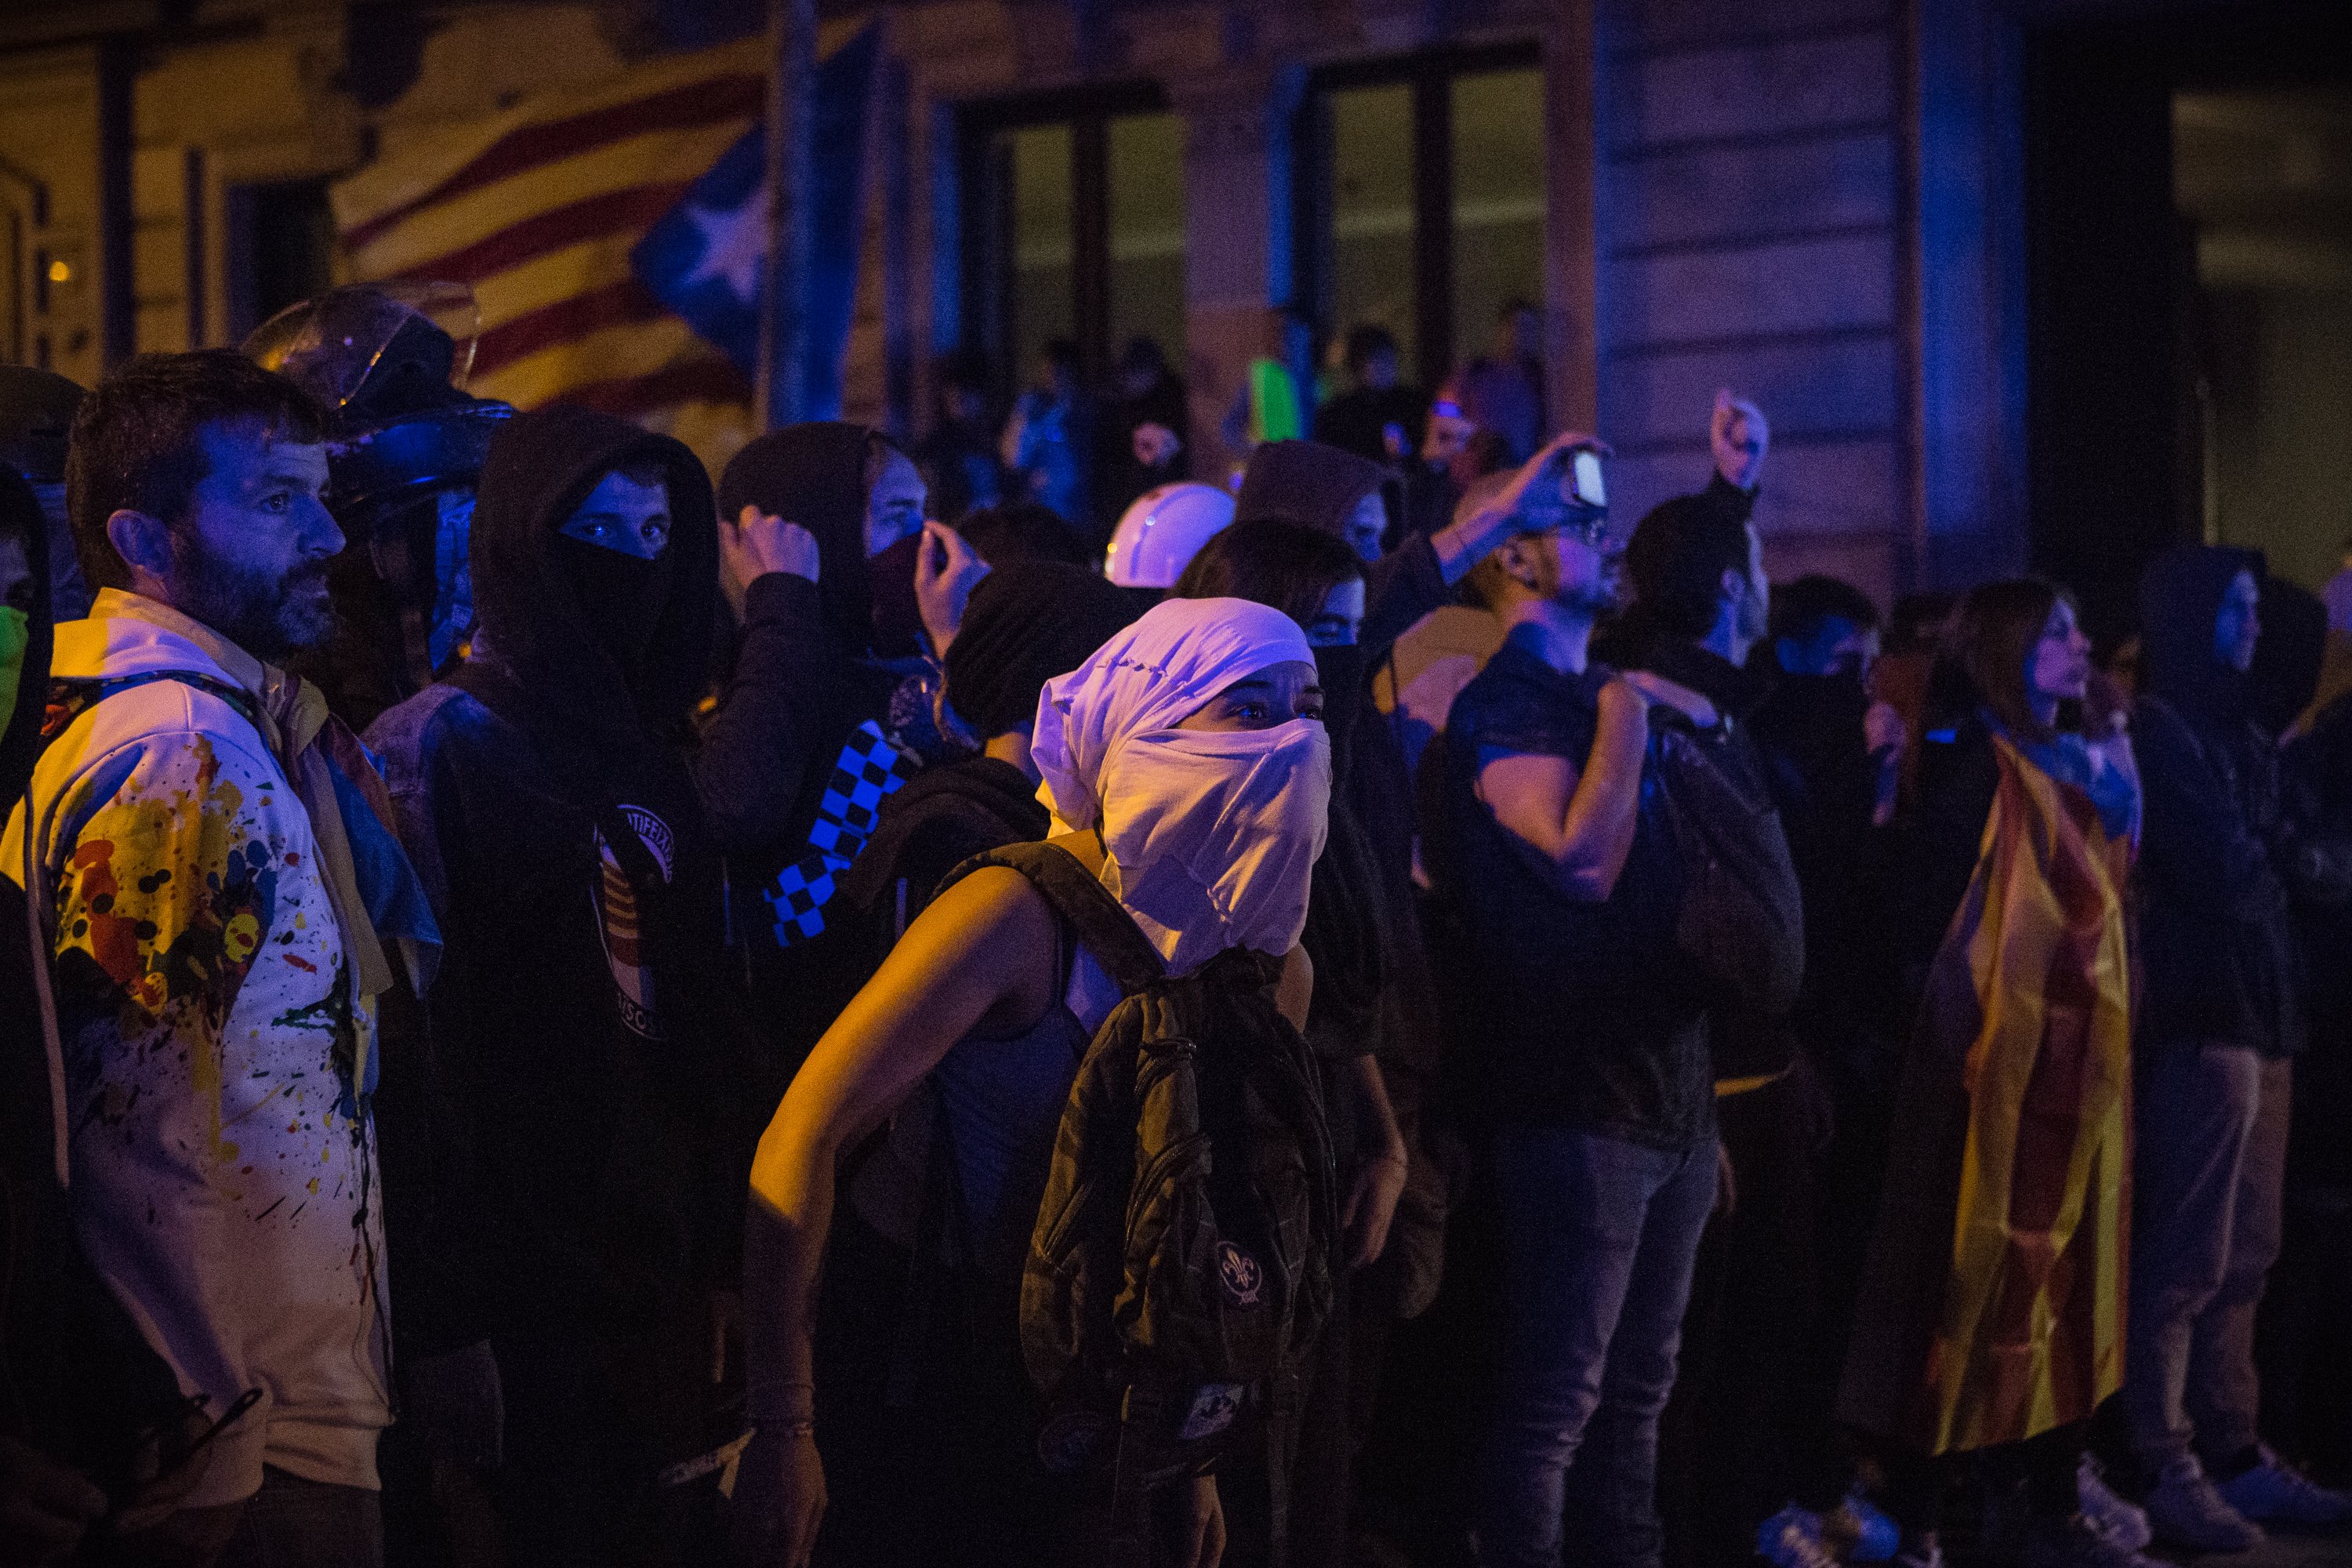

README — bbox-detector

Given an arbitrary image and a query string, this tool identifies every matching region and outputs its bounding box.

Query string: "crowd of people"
[2,281,2351,1568]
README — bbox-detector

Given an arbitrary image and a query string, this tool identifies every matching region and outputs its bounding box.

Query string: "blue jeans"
[1479,1125,1717,1568]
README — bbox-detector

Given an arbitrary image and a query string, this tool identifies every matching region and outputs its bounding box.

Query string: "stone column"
[1171,64,1299,481]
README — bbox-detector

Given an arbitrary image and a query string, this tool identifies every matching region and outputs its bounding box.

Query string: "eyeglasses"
[1520,503,1613,549]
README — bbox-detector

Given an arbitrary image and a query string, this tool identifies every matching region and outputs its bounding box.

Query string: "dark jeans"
[1658,1072,1822,1567]
[1479,1124,1716,1568]
[216,1466,383,1568]
[2125,1045,2290,1477]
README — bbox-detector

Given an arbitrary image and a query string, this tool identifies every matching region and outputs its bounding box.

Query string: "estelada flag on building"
[328,27,866,471]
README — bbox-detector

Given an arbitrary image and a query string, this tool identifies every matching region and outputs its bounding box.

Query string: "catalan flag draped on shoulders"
[1838,722,2136,1456]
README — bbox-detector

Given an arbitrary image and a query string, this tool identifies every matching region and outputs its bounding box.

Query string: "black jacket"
[365,405,763,1352]
[2285,694,2352,1189]
[2133,545,2304,1057]
[832,753,1046,969]
[1603,633,1797,1082]
[1750,671,1904,1066]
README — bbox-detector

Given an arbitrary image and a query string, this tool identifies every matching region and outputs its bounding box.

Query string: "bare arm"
[736,867,1054,1563]
[1428,432,1606,586]
[1475,677,1653,901]
[1276,943,1315,1033]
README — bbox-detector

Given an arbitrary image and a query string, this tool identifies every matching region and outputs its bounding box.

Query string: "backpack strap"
[946,840,1167,997]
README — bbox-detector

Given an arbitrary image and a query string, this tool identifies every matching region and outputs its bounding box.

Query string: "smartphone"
[1568,449,1606,512]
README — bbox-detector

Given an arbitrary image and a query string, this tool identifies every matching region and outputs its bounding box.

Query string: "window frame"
[1291,42,1542,394]
[956,81,1171,404]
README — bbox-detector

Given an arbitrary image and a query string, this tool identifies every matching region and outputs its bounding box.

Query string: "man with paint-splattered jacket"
[4,353,433,1563]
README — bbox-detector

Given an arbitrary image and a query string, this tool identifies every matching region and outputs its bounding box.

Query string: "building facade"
[9,0,2318,611]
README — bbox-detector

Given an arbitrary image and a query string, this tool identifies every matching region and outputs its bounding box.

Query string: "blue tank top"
[930,936,1123,1279]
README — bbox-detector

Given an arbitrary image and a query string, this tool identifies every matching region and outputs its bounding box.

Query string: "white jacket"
[2,591,389,1504]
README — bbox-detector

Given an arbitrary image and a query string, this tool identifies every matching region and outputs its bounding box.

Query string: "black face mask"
[1313,641,1367,784]
[554,535,673,682]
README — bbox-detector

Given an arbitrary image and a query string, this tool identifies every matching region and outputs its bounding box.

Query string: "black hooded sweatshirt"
[2133,543,2304,1058]
[0,464,187,1497]
[713,424,942,1070]
[365,405,763,1352]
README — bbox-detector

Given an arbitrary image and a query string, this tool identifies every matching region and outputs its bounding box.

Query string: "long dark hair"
[1931,576,2082,740]
[1171,519,1362,630]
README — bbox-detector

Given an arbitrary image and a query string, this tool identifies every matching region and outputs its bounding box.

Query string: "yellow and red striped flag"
[328,35,837,471]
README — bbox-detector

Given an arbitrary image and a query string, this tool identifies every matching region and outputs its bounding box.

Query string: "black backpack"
[948,841,1338,1566]
[1646,713,1807,1018]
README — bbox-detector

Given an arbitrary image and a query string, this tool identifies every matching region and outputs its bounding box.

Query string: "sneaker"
[1758,1504,1840,1568]
[2077,1456,2154,1552]
[1829,1493,1902,1563]
[2021,1515,2169,1568]
[2143,1456,2267,1553]
[2215,1445,2352,1530]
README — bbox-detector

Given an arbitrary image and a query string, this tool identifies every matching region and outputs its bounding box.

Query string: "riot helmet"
[245,282,510,724]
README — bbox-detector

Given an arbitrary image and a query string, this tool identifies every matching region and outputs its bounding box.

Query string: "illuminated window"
[962,86,1183,397]
[1296,49,1544,391]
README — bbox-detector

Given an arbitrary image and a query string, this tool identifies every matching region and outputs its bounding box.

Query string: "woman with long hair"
[732,597,1334,1568]
[1836,579,2151,1568]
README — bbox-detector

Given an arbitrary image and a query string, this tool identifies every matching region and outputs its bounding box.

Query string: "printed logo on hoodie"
[593,804,674,1039]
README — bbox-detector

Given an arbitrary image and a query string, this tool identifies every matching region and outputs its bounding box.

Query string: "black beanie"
[943,561,1142,739]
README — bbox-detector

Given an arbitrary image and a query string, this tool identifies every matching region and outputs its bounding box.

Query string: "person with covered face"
[2119,546,2352,1547]
[793,559,1141,1562]
[364,405,769,1566]
[713,422,988,1076]
[734,597,1333,1568]
[5,351,439,1566]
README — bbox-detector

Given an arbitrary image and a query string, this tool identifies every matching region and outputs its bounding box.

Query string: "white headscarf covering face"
[1034,597,1332,975]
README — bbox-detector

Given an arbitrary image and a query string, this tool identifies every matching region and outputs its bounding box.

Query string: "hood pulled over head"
[1234,438,1388,537]
[1034,596,1330,975]
[717,421,874,655]
[457,402,716,747]
[2139,543,2263,722]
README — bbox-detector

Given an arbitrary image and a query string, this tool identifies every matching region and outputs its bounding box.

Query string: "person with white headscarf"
[734,597,1332,1568]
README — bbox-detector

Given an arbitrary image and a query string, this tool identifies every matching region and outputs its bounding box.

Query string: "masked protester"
[0,365,93,622]
[5,351,437,1566]
[364,405,764,1567]
[2119,547,2352,1544]
[1739,575,1915,1560]
[1229,444,1465,1285]
[244,285,514,731]
[735,597,1331,1568]
[1840,580,2149,1568]
[715,423,967,1079]
[800,559,1140,1563]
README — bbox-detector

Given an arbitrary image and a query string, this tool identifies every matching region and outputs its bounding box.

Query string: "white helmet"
[1104,482,1236,589]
